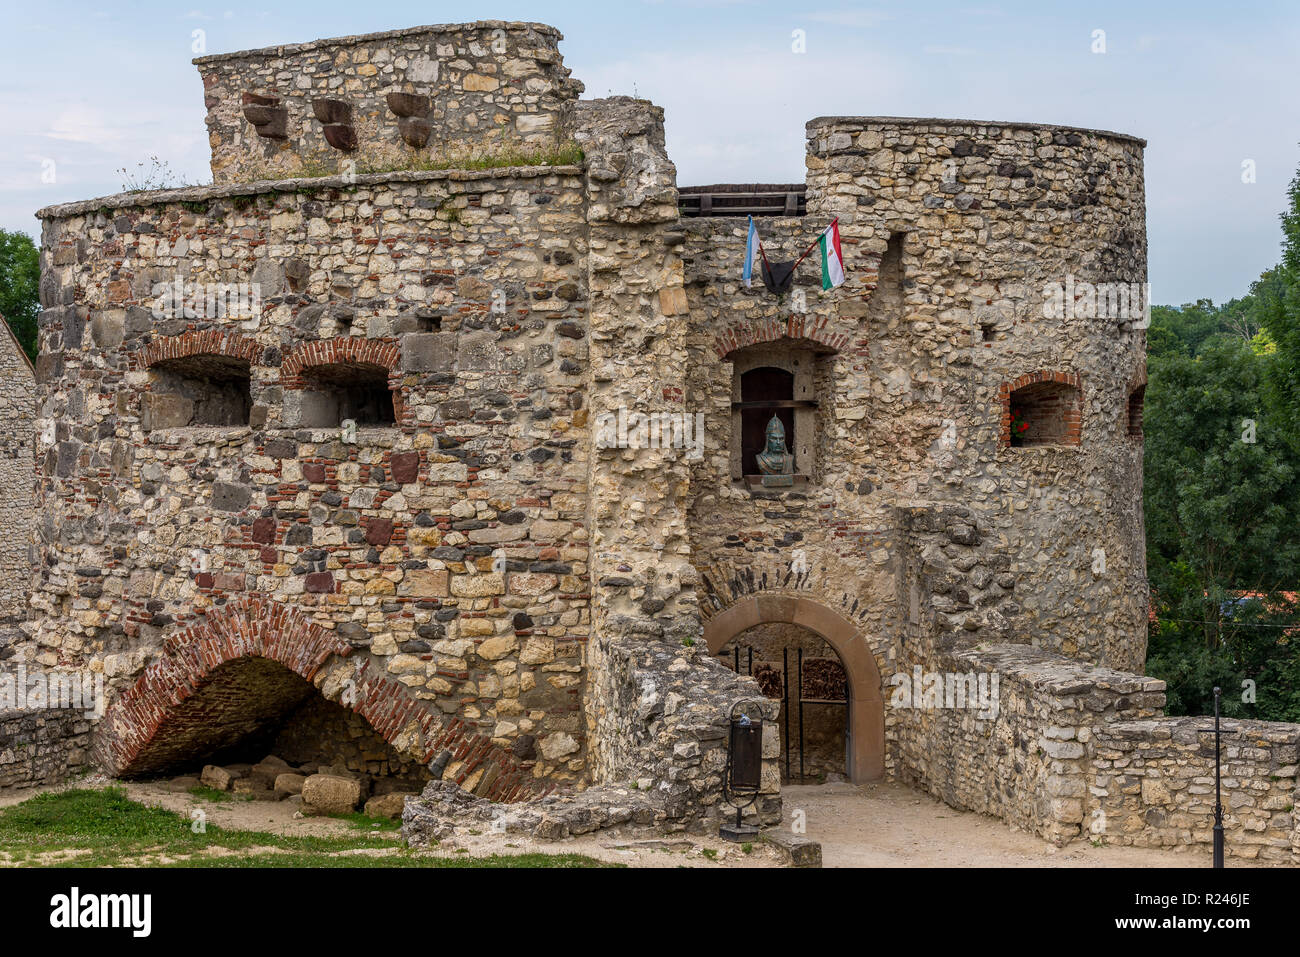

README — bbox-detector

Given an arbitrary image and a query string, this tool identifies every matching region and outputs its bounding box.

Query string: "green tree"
[0,229,40,360]
[1144,299,1300,718]
[1258,164,1300,445]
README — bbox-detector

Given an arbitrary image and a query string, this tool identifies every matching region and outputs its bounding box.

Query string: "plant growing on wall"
[1009,407,1030,445]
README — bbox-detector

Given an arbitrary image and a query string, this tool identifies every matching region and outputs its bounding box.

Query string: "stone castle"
[5,21,1298,860]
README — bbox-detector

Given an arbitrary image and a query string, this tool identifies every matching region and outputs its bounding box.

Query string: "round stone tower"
[684,115,1147,783]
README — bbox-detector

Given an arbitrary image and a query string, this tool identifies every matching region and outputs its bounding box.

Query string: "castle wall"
[0,707,91,790]
[803,116,1149,674]
[575,98,781,824]
[33,164,592,789]
[906,644,1300,864]
[197,21,583,184]
[683,118,1149,794]
[16,17,1173,849]
[0,322,35,628]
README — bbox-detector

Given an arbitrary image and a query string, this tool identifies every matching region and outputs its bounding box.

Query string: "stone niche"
[284,362,395,428]
[1006,375,1083,447]
[727,341,833,485]
[143,354,251,429]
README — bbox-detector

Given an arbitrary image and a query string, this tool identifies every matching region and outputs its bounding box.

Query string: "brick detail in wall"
[713,315,850,358]
[345,658,551,803]
[999,370,1084,448]
[1126,365,1147,439]
[96,597,549,801]
[280,337,401,381]
[280,337,407,422]
[135,330,263,370]
[96,598,352,775]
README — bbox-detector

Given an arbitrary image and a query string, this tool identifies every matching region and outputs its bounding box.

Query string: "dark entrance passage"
[718,622,849,783]
[117,655,428,793]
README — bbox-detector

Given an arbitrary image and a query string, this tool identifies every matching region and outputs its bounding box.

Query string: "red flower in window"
[1010,407,1029,434]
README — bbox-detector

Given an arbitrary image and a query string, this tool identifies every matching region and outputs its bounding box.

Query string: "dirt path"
[3,777,1222,867]
[784,781,1214,867]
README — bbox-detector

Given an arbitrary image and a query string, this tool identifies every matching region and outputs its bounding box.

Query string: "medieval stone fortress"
[1,19,1296,864]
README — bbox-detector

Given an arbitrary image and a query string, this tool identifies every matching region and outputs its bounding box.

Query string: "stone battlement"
[196,20,584,184]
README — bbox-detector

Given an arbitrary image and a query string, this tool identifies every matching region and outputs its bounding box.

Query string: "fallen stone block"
[760,830,822,868]
[364,792,415,820]
[200,765,236,791]
[301,772,362,815]
[274,772,306,799]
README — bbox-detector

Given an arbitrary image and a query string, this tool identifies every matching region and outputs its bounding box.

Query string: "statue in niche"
[756,414,795,487]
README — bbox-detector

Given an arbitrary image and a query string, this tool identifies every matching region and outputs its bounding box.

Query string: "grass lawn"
[0,787,614,869]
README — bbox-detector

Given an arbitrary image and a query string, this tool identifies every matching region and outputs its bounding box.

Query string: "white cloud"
[45,107,128,146]
[807,10,891,29]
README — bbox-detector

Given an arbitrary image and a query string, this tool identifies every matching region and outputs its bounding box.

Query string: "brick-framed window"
[137,332,262,430]
[281,339,404,427]
[999,371,1083,448]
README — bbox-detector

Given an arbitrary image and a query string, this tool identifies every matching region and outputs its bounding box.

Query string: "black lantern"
[720,699,764,841]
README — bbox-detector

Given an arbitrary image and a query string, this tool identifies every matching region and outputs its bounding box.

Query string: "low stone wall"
[1091,717,1300,863]
[0,707,93,790]
[895,643,1164,845]
[403,631,781,844]
[585,632,781,824]
[898,642,1300,862]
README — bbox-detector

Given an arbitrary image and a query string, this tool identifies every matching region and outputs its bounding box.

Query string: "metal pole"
[1213,686,1224,869]
[782,647,790,782]
[798,648,805,783]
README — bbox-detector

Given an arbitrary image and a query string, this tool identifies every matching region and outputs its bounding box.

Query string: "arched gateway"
[704,593,886,783]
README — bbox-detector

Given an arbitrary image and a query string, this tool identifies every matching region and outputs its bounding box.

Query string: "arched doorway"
[704,594,885,783]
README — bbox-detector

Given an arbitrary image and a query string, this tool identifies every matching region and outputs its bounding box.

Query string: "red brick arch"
[95,598,548,801]
[96,599,352,776]
[135,330,263,370]
[281,338,406,422]
[713,316,849,358]
[280,338,401,382]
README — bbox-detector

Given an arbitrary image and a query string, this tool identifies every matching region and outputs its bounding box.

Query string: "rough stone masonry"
[4,20,1296,857]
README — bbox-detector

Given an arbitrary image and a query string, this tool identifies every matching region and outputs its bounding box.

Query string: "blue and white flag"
[743,215,758,288]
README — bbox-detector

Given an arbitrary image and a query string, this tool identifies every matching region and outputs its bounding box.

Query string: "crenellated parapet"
[196,20,585,184]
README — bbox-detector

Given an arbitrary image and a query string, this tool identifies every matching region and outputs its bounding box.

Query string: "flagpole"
[791,217,838,270]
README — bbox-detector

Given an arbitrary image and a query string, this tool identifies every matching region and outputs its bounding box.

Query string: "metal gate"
[730,645,848,782]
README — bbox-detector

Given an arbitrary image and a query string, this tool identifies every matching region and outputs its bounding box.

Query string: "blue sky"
[3,0,1298,305]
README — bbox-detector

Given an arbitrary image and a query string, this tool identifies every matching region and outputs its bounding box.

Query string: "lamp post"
[1199,686,1225,868]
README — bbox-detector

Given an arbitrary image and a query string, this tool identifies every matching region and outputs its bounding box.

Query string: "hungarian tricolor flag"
[818,218,845,290]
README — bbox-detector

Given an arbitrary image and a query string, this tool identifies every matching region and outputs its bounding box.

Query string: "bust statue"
[756,415,795,486]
